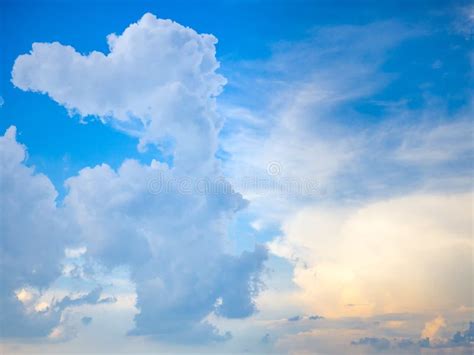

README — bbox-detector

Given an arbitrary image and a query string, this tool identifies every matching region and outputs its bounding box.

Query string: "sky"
[0,0,473,354]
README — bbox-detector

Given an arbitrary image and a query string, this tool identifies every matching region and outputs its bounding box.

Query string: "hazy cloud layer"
[270,193,473,318]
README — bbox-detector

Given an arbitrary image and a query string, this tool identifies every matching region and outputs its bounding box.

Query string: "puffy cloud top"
[12,13,227,170]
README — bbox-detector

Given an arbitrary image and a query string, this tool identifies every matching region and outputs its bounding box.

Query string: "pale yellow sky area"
[270,192,473,318]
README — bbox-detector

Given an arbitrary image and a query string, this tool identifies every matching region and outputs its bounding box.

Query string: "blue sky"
[0,0,471,190]
[1,0,473,354]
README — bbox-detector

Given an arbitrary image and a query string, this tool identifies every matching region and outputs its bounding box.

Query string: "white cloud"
[64,246,87,258]
[454,4,474,38]
[0,126,77,338]
[63,158,267,341]
[393,113,473,165]
[0,125,121,339]
[0,127,60,280]
[12,13,226,171]
[8,13,270,343]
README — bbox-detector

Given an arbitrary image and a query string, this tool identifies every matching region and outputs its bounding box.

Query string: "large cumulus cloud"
[0,127,70,337]
[12,13,226,171]
[64,159,267,341]
[6,12,268,343]
[0,128,124,339]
